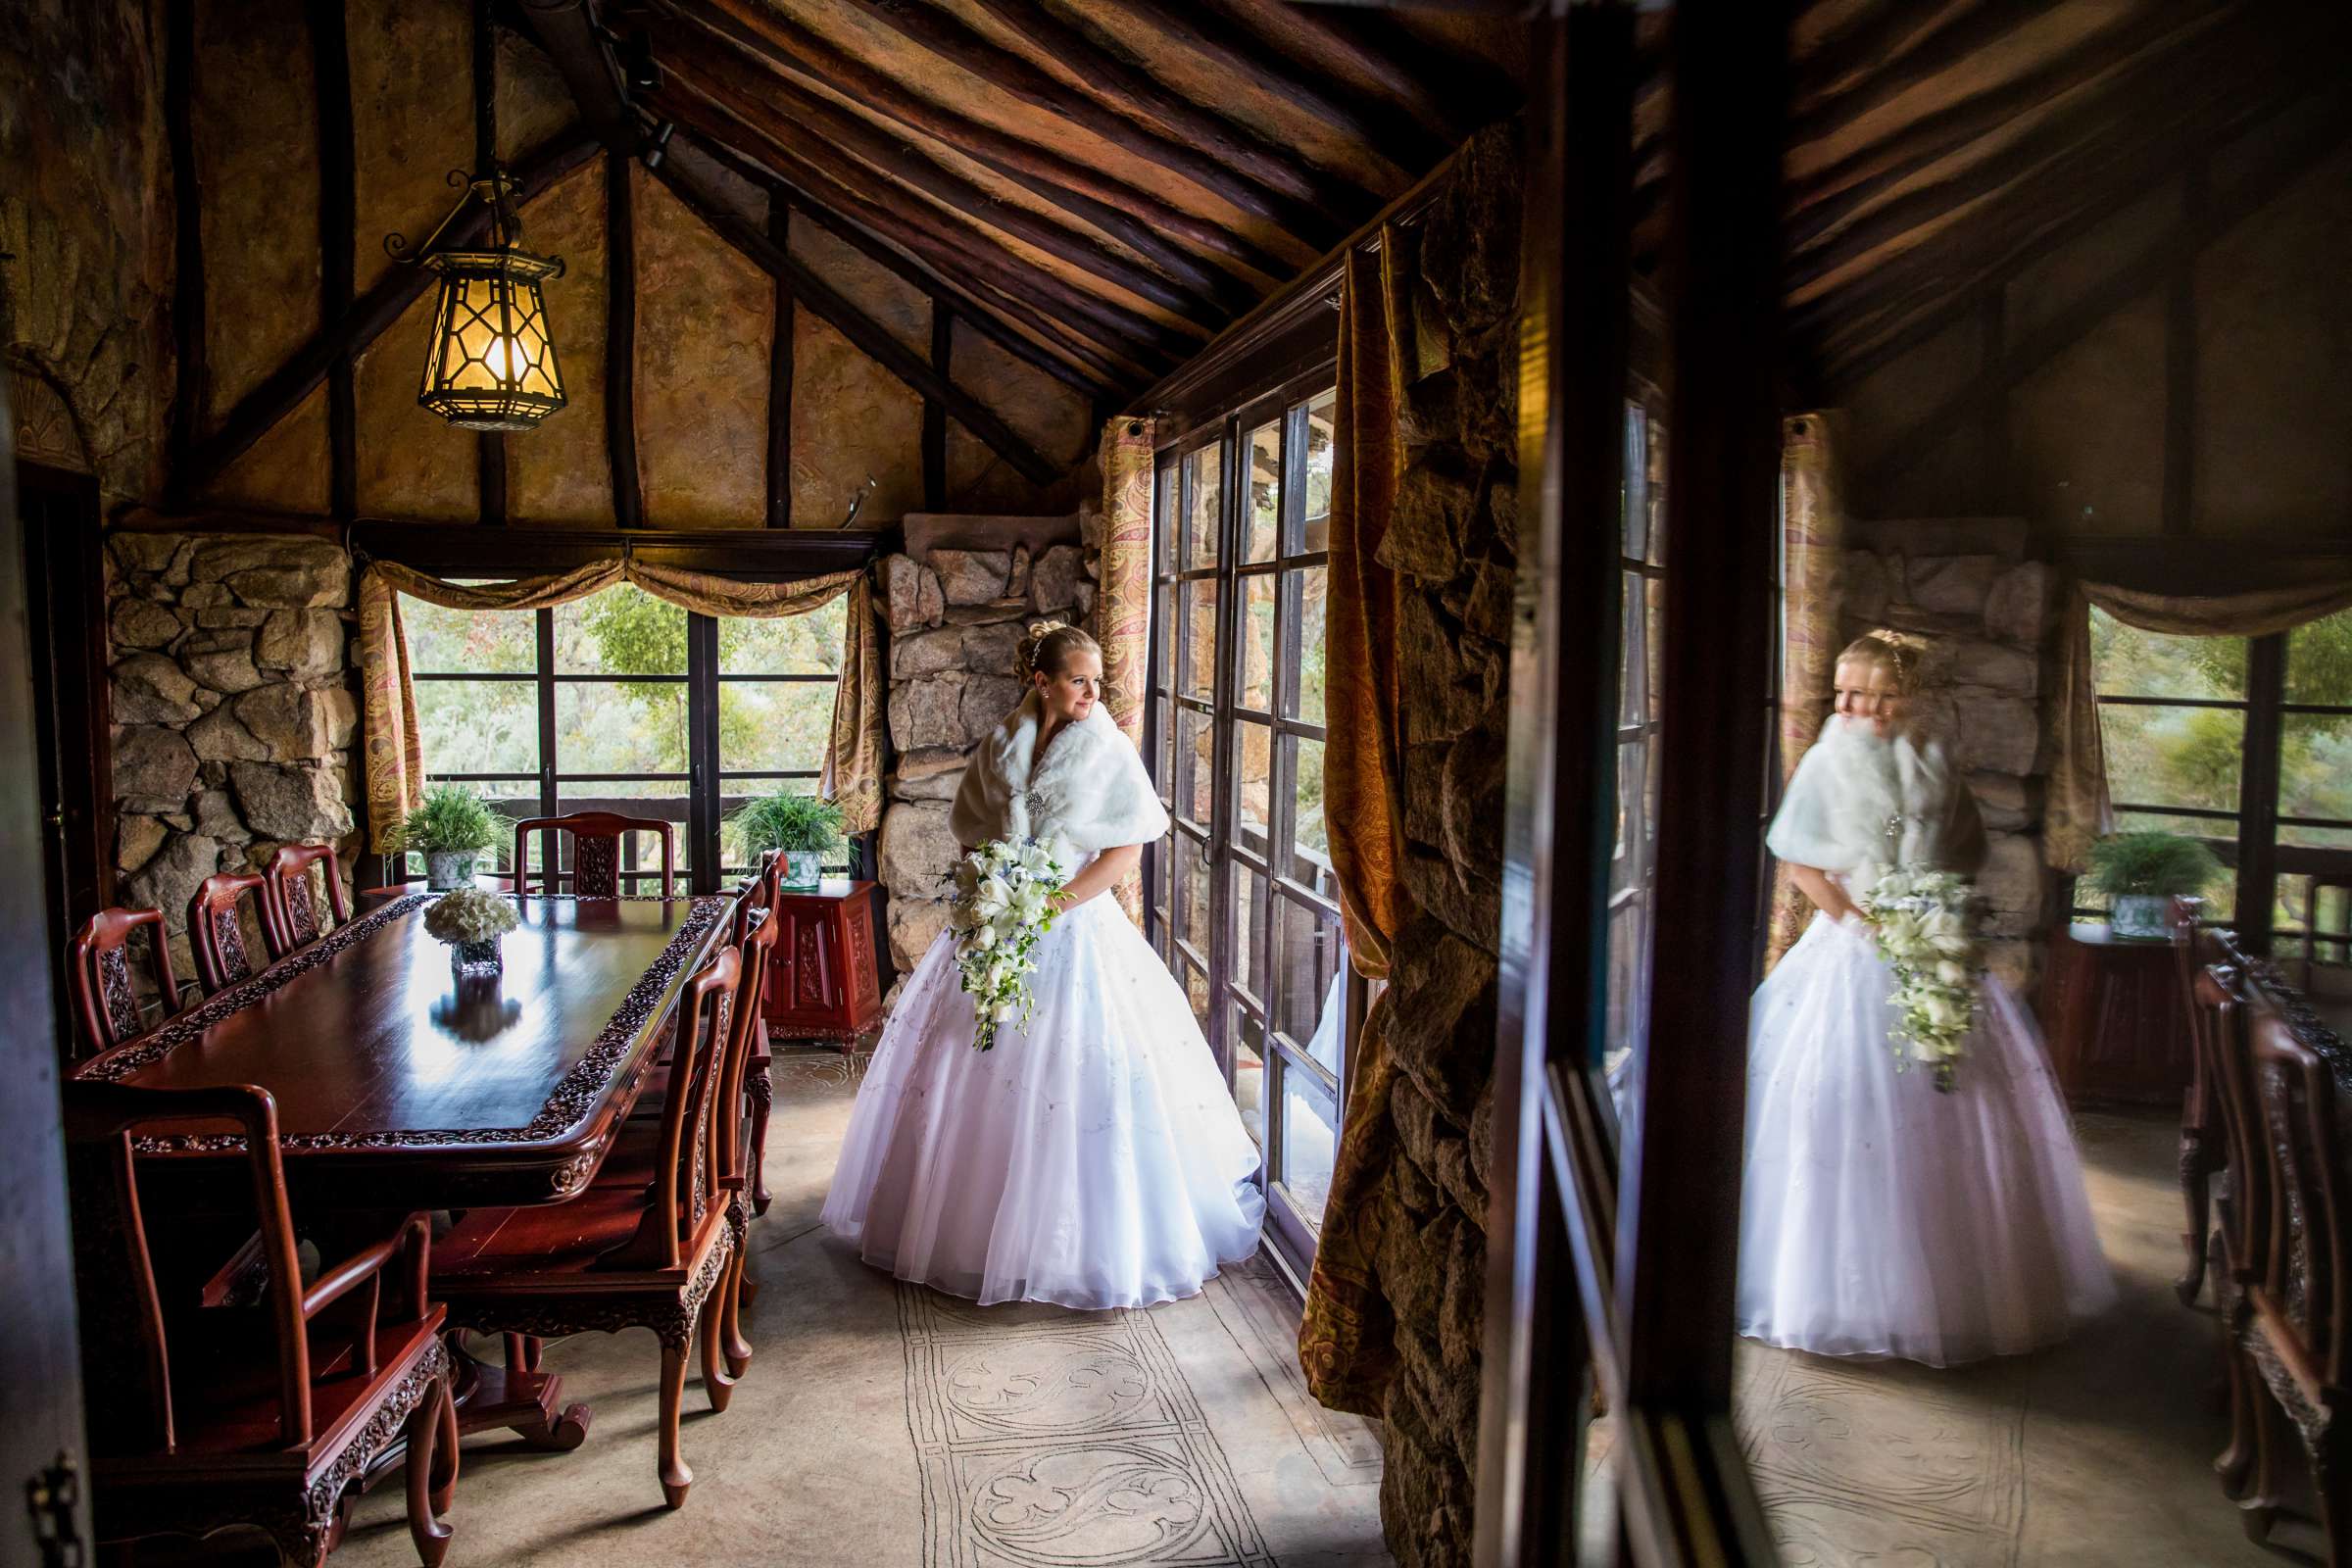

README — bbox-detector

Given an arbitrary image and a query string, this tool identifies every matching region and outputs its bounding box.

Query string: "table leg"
[448,1332,592,1449]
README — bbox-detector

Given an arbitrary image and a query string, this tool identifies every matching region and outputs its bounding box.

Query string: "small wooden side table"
[2038,920,2190,1108]
[764,878,885,1047]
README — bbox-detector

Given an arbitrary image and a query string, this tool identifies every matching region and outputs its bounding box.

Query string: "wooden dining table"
[72,887,734,1451]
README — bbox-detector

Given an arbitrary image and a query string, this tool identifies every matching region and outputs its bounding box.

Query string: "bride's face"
[1034,649,1102,725]
[1833,657,1904,739]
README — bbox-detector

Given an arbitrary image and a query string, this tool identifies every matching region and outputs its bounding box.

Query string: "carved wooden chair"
[2229,1001,2352,1557]
[510,811,677,898]
[187,872,273,996]
[2199,958,2272,1512]
[2174,895,2223,1303]
[69,906,186,1059]
[62,1081,456,1567]
[432,940,750,1508]
[740,851,785,1215]
[261,843,352,957]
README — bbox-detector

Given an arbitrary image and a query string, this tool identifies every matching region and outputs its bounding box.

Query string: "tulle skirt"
[1738,913,2117,1365]
[821,895,1266,1309]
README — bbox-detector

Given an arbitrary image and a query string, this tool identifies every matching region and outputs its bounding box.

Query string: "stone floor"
[333,1046,1389,1568]
[1589,1108,2320,1566]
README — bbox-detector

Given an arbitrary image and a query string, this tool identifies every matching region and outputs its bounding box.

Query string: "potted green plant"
[393,784,508,892]
[730,792,846,894]
[2085,829,2221,941]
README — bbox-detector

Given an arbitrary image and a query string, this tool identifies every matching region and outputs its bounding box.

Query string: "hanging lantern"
[387,169,567,432]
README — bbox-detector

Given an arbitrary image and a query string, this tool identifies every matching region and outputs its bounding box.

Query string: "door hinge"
[25,1451,87,1568]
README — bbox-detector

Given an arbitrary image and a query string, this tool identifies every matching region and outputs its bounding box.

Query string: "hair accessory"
[1862,627,1927,692]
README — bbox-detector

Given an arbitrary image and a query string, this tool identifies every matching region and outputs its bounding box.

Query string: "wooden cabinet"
[763,880,884,1043]
[2038,921,2190,1108]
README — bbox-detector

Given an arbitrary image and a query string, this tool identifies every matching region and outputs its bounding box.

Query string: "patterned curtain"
[1298,232,1415,1417]
[1097,416,1157,925]
[1764,413,1849,971]
[357,558,882,855]
[2045,577,2352,871]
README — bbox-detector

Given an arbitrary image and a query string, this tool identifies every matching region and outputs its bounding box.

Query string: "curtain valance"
[356,556,883,856]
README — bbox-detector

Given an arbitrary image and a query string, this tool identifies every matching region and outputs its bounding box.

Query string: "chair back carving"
[60,1082,312,1454]
[2200,961,2269,1286]
[187,872,270,995]
[511,811,677,899]
[69,906,182,1058]
[718,909,777,1186]
[651,944,742,1268]
[2251,1008,2352,1390]
[261,843,351,956]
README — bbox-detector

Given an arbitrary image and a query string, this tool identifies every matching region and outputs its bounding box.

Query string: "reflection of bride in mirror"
[1740,631,2115,1365]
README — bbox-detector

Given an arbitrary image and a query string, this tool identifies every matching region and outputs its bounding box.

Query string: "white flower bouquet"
[948,839,1068,1053]
[1854,865,1983,1093]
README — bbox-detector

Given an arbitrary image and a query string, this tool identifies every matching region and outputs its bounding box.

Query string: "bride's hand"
[1837,907,1876,939]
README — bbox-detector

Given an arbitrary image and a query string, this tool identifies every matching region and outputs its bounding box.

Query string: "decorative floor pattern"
[899,1285,1278,1568]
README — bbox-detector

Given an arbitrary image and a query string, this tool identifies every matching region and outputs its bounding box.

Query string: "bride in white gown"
[1740,631,2115,1365]
[822,621,1265,1309]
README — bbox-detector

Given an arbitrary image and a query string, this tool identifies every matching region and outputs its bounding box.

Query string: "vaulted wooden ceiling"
[522,0,2347,412]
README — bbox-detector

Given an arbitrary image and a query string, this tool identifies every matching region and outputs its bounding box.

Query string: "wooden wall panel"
[192,0,318,434]
[505,156,612,527]
[636,167,772,528]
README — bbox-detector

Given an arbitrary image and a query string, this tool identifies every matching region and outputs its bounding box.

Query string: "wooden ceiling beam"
[1093,0,1448,172]
[652,77,1190,368]
[1788,1,2050,151]
[668,0,1295,287]
[172,124,601,503]
[859,0,1351,248]
[1218,0,1505,145]
[660,26,1238,323]
[669,128,1126,398]
[644,153,1068,487]
[654,89,1178,377]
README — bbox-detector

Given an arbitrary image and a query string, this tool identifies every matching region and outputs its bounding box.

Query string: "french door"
[1143,369,1354,1274]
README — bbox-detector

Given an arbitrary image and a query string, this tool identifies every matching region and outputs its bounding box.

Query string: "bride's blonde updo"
[1017,619,1100,680]
[1838,629,1927,696]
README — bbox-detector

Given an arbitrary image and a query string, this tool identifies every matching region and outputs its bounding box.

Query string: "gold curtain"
[1298,231,1416,1416]
[356,557,882,855]
[2045,576,2352,871]
[1764,413,1849,970]
[1098,415,1158,924]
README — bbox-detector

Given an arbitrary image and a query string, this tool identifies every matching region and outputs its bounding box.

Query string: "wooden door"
[1475,5,1787,1563]
[2,390,96,1560]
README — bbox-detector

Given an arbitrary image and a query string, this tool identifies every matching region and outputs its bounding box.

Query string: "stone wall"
[872,529,1091,980]
[107,533,361,983]
[1842,516,2058,990]
[1361,124,1522,1567]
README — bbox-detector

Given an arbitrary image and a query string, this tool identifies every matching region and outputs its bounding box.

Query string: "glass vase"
[451,937,504,976]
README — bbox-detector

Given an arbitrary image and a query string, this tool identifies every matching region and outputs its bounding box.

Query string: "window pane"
[1288,736,1329,871]
[1274,895,1344,1054]
[556,583,687,676]
[1621,406,1649,561]
[1642,409,1668,568]
[1179,578,1220,700]
[1620,571,1648,726]
[1157,465,1179,572]
[1175,833,1211,959]
[2089,609,2246,701]
[556,681,688,775]
[1279,1064,1338,1233]
[1298,390,1335,555]
[1243,418,1281,564]
[405,597,533,673]
[2098,703,2242,812]
[1152,695,1173,802]
[719,680,835,775]
[1286,566,1328,726]
[1233,716,1272,849]
[1238,572,1277,711]
[1231,863,1269,1003]
[1232,1005,1265,1146]
[1152,583,1174,694]
[718,599,845,674]
[1182,957,1211,1039]
[2286,610,2352,706]
[2282,711,2352,827]
[1175,707,1213,825]
[417,680,537,775]
[1184,442,1223,571]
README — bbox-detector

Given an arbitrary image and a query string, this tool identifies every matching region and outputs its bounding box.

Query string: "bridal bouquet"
[949,838,1068,1052]
[1855,866,1983,1092]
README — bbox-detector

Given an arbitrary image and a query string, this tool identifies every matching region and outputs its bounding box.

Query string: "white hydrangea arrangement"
[949,839,1068,1053]
[424,886,520,947]
[1855,865,1983,1093]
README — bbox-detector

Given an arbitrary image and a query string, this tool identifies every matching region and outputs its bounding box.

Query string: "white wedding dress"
[1739,719,2116,1365]
[822,693,1263,1310]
